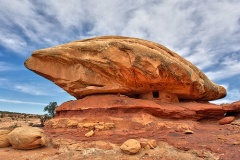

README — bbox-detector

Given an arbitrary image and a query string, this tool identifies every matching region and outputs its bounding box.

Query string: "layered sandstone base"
[55,95,239,120]
[45,95,240,143]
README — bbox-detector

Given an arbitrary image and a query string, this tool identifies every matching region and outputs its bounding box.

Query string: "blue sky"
[0,0,240,114]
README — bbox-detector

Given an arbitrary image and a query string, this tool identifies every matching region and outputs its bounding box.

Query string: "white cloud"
[13,84,52,96]
[0,98,48,105]
[0,31,27,53]
[0,79,54,96]
[0,61,20,71]
[205,53,240,80]
[212,88,240,104]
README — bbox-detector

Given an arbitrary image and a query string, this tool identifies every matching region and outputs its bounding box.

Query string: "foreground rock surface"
[7,127,47,149]
[43,116,240,160]
[25,36,226,101]
[0,138,219,160]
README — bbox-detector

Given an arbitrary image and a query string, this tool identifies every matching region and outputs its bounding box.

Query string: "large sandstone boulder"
[0,129,11,147]
[7,127,47,149]
[24,36,226,101]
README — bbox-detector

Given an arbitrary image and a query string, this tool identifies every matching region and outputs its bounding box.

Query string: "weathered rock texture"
[7,127,47,150]
[24,36,226,101]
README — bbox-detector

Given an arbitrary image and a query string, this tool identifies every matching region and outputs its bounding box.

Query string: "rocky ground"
[1,104,240,160]
[42,118,240,160]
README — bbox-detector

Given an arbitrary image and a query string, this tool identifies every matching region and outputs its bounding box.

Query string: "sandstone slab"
[7,127,47,149]
[219,116,235,125]
[25,36,226,101]
[85,130,94,137]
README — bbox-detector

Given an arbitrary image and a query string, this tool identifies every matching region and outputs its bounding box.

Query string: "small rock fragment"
[95,124,105,130]
[139,139,151,149]
[231,121,240,126]
[139,139,148,148]
[120,139,141,154]
[219,116,235,125]
[85,130,94,137]
[148,139,157,149]
[184,129,194,134]
[105,123,115,129]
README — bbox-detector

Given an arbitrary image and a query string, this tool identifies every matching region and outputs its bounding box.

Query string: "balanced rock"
[7,127,47,149]
[25,36,226,101]
[0,129,11,148]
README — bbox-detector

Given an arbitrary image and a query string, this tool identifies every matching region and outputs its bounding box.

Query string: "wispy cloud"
[205,53,240,80]
[212,88,240,104]
[0,61,20,71]
[0,98,48,105]
[13,84,52,96]
[0,79,54,96]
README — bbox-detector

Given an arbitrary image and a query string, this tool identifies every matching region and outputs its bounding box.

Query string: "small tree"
[44,102,58,117]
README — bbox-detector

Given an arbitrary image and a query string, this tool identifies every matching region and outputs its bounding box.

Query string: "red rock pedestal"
[44,95,240,142]
[43,96,240,160]
[55,95,234,120]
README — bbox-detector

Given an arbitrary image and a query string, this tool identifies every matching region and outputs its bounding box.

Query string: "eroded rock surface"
[24,36,226,101]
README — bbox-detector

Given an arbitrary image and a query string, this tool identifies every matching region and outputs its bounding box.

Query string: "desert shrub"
[44,102,58,117]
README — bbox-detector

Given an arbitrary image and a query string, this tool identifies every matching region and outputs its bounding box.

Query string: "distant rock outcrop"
[24,36,226,101]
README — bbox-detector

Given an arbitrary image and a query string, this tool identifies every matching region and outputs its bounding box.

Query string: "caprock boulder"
[25,36,226,101]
